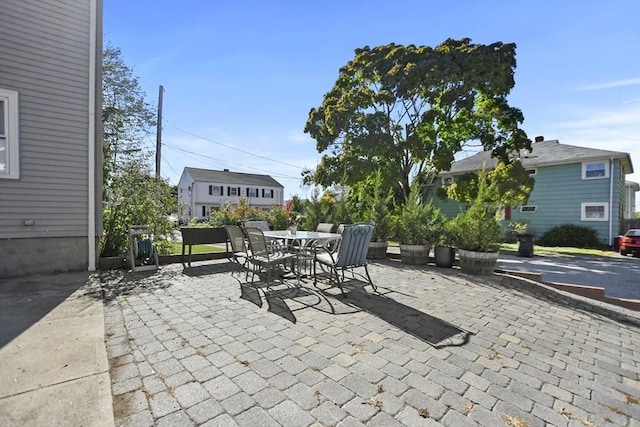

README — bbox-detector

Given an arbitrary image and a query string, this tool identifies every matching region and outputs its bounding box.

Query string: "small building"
[0,0,103,277]
[436,138,636,246]
[178,167,284,220]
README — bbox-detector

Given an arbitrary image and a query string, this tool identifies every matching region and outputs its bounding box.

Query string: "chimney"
[534,136,544,143]
[223,168,229,172]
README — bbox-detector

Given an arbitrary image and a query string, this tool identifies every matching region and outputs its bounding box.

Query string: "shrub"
[537,224,601,248]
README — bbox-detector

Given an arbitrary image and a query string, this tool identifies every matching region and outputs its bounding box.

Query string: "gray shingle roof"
[184,167,284,188]
[444,139,633,175]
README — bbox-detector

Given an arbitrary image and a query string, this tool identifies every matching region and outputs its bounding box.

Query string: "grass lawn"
[165,242,227,255]
[390,240,617,257]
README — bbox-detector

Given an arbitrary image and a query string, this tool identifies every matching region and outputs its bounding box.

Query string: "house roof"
[184,167,284,188]
[443,139,634,175]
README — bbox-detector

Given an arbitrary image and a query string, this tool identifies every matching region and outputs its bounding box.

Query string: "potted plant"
[433,218,456,268]
[450,172,502,274]
[364,171,395,259]
[396,186,444,265]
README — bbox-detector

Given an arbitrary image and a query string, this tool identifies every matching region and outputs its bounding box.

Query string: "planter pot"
[367,241,388,259]
[399,244,431,265]
[434,246,456,268]
[458,249,499,275]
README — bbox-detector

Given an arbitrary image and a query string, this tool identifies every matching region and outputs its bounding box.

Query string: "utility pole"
[155,85,164,179]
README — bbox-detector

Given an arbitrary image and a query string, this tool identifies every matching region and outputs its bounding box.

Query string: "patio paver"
[102,259,640,426]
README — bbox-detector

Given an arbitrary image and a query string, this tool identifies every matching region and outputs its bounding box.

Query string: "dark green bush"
[537,224,601,248]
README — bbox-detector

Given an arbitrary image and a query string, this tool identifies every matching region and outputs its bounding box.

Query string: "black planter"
[434,246,456,268]
[516,233,534,257]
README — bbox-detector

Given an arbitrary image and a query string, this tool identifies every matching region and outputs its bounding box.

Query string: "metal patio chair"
[314,224,376,295]
[245,227,297,287]
[224,225,250,277]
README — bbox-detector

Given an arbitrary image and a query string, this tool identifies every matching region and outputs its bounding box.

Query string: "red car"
[619,229,640,256]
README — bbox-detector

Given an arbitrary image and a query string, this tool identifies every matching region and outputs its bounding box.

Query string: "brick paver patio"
[101,259,640,426]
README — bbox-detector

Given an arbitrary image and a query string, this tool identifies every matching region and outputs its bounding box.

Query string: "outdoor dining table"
[262,230,341,278]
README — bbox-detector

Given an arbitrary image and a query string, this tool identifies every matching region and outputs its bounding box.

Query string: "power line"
[162,142,303,181]
[173,127,304,170]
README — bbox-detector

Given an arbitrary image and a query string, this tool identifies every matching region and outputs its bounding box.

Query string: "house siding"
[0,0,102,277]
[432,158,627,245]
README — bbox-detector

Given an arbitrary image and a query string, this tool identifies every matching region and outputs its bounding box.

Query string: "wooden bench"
[180,227,229,266]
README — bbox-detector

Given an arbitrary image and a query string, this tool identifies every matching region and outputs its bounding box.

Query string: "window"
[520,205,536,213]
[0,88,19,179]
[526,169,537,175]
[227,186,238,196]
[581,202,608,221]
[441,176,453,185]
[582,161,608,179]
[261,189,274,199]
[209,185,222,196]
[247,187,258,197]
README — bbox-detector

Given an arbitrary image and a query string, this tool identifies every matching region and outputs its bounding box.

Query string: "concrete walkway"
[1,259,640,426]
[0,272,113,426]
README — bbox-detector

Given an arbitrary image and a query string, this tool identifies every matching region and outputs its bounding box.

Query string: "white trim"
[0,88,20,179]
[87,0,97,271]
[581,202,609,221]
[582,160,609,180]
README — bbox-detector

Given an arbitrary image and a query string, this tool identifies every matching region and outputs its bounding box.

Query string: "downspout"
[87,0,97,271]
[608,157,614,247]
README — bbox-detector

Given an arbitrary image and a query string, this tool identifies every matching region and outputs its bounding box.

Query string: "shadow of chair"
[245,227,298,288]
[314,224,375,295]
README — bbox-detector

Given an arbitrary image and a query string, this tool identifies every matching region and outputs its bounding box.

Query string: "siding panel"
[0,0,93,239]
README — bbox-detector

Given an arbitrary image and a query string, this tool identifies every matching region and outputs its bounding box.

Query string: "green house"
[433,138,636,246]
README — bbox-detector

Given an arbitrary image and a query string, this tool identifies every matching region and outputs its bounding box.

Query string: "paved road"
[496,253,640,300]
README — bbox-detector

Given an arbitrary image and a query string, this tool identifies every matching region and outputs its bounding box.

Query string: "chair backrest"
[242,220,270,231]
[224,225,247,253]
[244,227,269,258]
[334,224,374,267]
[316,222,334,233]
[336,223,347,234]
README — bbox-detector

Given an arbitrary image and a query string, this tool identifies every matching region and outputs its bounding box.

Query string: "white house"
[178,167,285,220]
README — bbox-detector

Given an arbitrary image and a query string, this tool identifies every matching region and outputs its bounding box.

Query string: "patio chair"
[314,224,375,295]
[245,227,298,287]
[316,222,334,233]
[224,225,250,277]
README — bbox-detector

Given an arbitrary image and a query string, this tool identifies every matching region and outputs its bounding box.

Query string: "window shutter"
[237,187,241,196]
[209,185,212,195]
[255,188,258,197]
[246,187,249,197]
[227,186,230,196]
[220,186,223,195]
[270,189,274,198]
[504,205,511,221]
[261,189,264,197]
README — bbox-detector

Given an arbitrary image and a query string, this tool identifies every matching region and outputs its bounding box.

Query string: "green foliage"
[266,204,292,230]
[396,183,446,245]
[349,170,394,241]
[100,162,178,257]
[537,224,601,248]
[449,170,501,252]
[445,159,534,206]
[100,45,175,257]
[304,38,530,205]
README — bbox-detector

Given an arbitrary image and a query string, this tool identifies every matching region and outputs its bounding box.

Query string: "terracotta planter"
[367,241,388,259]
[458,249,499,275]
[399,244,431,265]
[434,246,456,268]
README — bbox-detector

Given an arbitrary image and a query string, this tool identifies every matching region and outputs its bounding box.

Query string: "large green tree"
[304,38,531,204]
[100,45,177,257]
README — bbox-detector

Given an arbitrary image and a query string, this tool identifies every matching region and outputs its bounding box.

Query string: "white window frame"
[581,202,609,221]
[526,168,537,176]
[520,205,537,213]
[582,161,608,180]
[0,88,19,179]
[441,176,454,185]
[229,187,238,196]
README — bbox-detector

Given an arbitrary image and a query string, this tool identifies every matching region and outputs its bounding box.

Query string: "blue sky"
[104,0,640,208]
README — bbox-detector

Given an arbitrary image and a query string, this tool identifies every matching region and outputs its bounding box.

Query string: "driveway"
[496,253,640,300]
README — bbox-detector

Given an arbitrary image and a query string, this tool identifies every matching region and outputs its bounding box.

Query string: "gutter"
[609,157,614,246]
[87,0,97,271]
